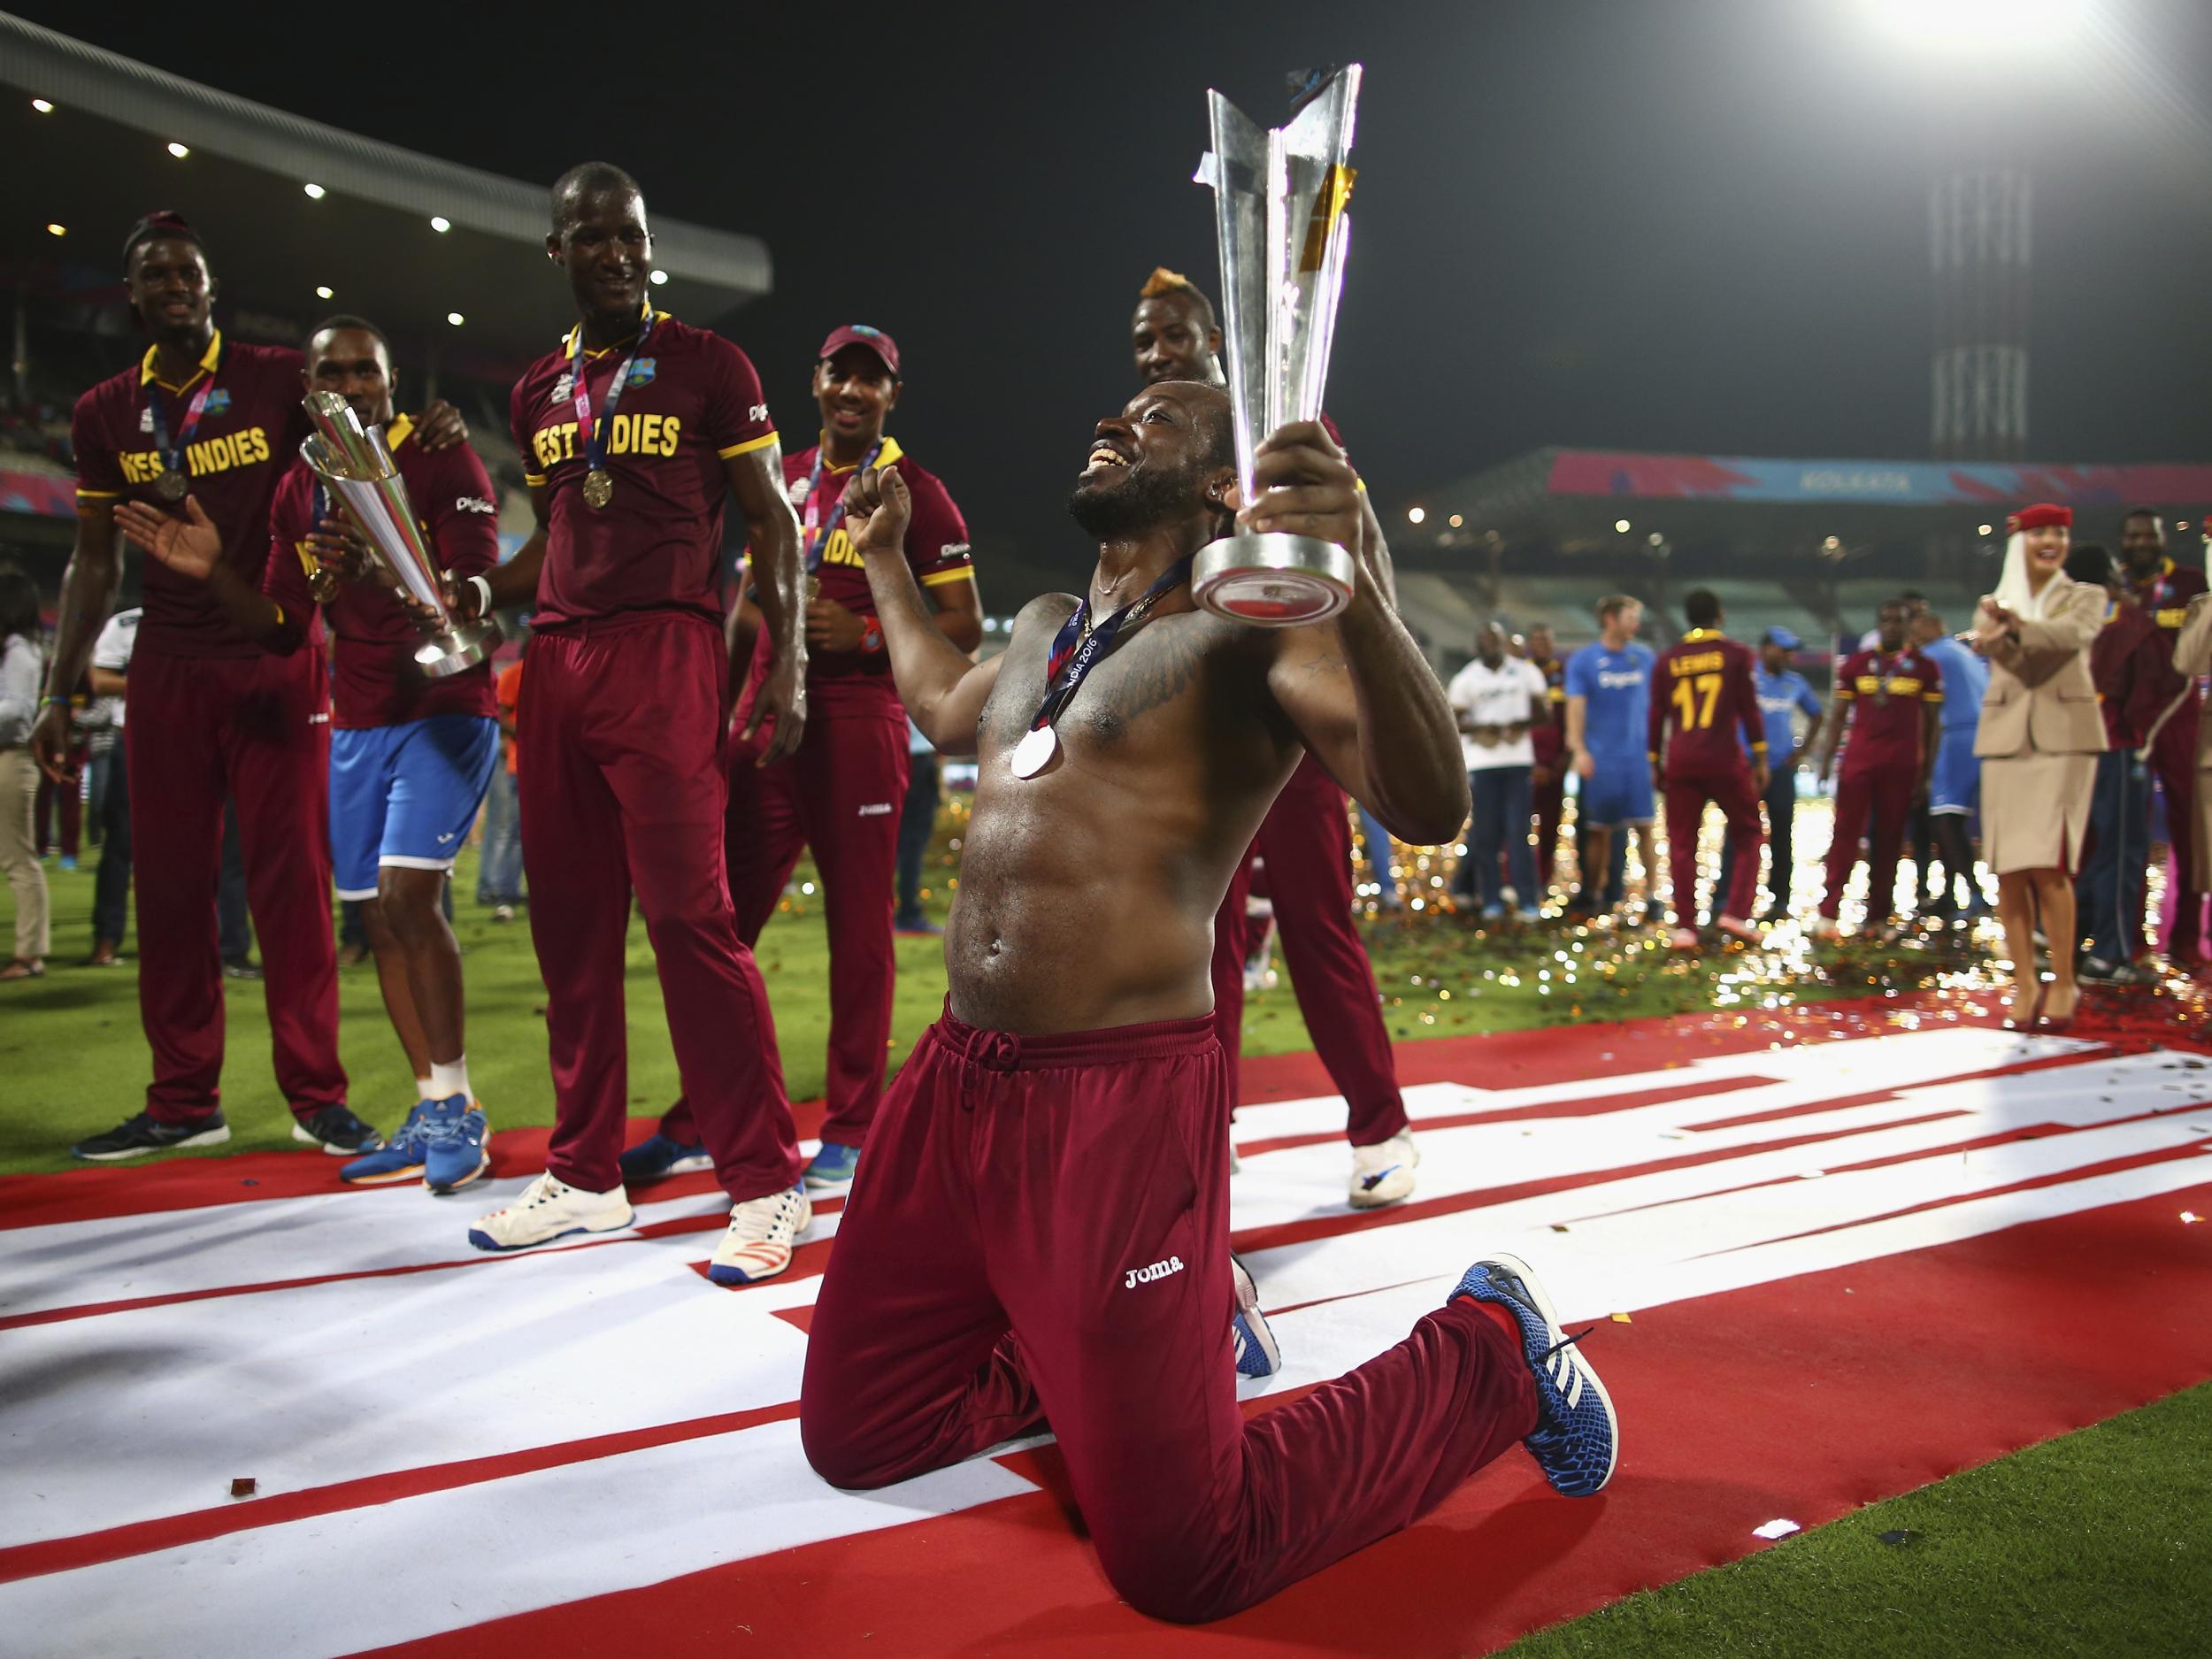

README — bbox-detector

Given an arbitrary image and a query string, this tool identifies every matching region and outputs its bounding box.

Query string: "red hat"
[2007,503,2072,533]
[817,324,900,378]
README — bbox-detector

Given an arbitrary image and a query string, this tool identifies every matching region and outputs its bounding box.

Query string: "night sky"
[24,0,2212,577]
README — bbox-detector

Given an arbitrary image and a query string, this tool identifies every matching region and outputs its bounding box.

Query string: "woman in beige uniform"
[1972,503,2106,1032]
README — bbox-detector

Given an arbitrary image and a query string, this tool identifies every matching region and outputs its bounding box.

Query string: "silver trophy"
[1193,65,1362,626]
[301,391,498,677]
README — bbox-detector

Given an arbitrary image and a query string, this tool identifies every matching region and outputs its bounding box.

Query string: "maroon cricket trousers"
[800,1008,1538,1623]
[1663,766,1763,922]
[127,649,345,1125]
[518,612,801,1198]
[1208,754,1408,1145]
[1820,764,1916,923]
[660,708,910,1150]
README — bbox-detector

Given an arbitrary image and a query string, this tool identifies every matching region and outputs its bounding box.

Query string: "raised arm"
[1255,423,1466,845]
[837,463,1002,754]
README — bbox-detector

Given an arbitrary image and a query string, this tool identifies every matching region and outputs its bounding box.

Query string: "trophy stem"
[413,617,503,680]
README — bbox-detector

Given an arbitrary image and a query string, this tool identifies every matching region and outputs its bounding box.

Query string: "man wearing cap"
[37,212,465,1164]
[1718,626,1823,919]
[2120,509,2207,964]
[1132,268,1416,1210]
[622,324,979,1191]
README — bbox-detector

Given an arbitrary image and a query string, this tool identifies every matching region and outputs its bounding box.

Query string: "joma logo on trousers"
[1125,1256,1185,1289]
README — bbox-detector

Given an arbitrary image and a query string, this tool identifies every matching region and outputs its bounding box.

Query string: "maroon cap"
[817,324,900,377]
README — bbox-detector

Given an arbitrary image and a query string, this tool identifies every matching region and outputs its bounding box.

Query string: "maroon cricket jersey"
[1528,655,1566,766]
[2088,599,2164,749]
[264,415,500,729]
[740,435,973,721]
[2130,558,2206,706]
[72,330,311,658]
[1647,630,1763,774]
[1834,645,1942,778]
[509,311,776,627]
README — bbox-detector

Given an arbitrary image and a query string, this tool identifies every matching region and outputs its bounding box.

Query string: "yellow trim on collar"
[140,327,223,391]
[559,306,667,360]
[817,433,905,475]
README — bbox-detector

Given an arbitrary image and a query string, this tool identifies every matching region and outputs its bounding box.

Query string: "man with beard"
[2121,509,2206,964]
[1132,268,1415,1209]
[799,382,1617,1624]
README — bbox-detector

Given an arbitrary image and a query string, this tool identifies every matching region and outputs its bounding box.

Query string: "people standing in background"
[1972,504,2105,1031]
[1909,607,1991,922]
[1647,589,1766,949]
[1564,595,1658,919]
[1524,623,1569,897]
[1357,802,1402,911]
[477,638,526,923]
[1811,598,1943,941]
[1447,621,1546,922]
[85,606,139,966]
[1718,626,1820,921]
[2070,546,2160,986]
[0,565,50,981]
[2120,509,2206,965]
[894,716,941,936]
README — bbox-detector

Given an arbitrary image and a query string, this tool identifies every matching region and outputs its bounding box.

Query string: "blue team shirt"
[1744,665,1823,757]
[1565,641,1655,760]
[1917,635,1987,733]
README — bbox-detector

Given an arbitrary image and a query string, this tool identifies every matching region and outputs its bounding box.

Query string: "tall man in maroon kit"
[1132,269,1415,1210]
[1647,589,1767,950]
[39,213,463,1163]
[623,326,979,1192]
[800,383,1618,1623]
[449,164,813,1284]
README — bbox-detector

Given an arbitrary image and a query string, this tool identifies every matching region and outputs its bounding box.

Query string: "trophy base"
[1192,534,1355,626]
[412,618,503,680]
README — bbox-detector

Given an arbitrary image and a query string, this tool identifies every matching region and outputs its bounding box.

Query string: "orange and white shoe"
[1669,926,1701,951]
[708,1184,812,1284]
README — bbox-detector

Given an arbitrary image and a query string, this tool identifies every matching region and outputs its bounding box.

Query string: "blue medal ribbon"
[569,306,657,480]
[1025,557,1193,735]
[146,339,225,485]
[803,439,885,574]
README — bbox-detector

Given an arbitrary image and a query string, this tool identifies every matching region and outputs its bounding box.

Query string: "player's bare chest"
[983,611,1249,757]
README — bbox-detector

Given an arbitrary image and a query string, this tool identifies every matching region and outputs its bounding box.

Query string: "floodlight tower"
[1929,165,2030,460]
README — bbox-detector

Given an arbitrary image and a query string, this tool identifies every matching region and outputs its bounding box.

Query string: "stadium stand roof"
[0,14,772,365]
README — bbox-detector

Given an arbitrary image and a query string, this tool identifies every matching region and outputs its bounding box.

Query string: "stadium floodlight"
[31,97,53,113]
[1614,518,1631,533]
[649,269,669,286]
[166,142,189,158]
[1858,0,2086,55]
[1978,522,1993,535]
[1407,506,1426,525]
[446,311,465,326]
[303,182,326,200]
[315,285,334,300]
[45,223,64,237]
[430,216,451,233]
[1448,513,1464,527]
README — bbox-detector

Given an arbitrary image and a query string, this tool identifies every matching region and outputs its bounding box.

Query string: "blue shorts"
[330,714,501,900]
[1577,757,1655,829]
[1929,726,1981,816]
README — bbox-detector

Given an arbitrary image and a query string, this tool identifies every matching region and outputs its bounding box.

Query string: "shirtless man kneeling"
[798,382,1618,1624]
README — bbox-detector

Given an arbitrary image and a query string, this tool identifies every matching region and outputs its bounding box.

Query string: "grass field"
[4,827,2204,1658]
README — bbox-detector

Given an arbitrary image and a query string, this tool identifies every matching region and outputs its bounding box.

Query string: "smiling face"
[814,344,899,450]
[1066,381,1233,541]
[2120,511,2165,574]
[303,326,395,428]
[128,235,214,348]
[1132,293,1220,388]
[549,185,651,327]
[2022,523,2070,574]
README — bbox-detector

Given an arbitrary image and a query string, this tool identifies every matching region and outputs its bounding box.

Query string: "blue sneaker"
[1230,1254,1282,1379]
[59,854,78,872]
[1451,1252,1618,1496]
[803,1142,860,1189]
[421,1094,490,1194]
[618,1131,711,1187]
[1479,903,1505,922]
[341,1102,431,1186]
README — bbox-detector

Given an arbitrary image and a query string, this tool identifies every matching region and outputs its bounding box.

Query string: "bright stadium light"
[430,215,451,233]
[45,223,65,237]
[1860,0,2086,55]
[446,311,465,326]
[166,141,190,158]
[1978,522,1993,535]
[315,285,334,299]
[1407,506,1426,525]
[303,182,326,200]
[1614,518,1631,534]
[31,98,53,113]
[649,269,669,286]
[1448,513,1463,527]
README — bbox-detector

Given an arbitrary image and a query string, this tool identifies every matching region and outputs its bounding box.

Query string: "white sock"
[414,1077,434,1102]
[429,1056,471,1102]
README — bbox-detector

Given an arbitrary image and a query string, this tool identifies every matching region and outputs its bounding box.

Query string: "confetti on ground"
[1611,1311,1633,1324]
[1753,1518,1801,1540]
[229,1478,257,1498]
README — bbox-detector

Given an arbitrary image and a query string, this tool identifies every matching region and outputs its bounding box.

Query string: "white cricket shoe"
[1669,926,1701,952]
[1809,916,1841,941]
[1348,1129,1419,1210]
[467,1171,634,1251]
[709,1183,812,1285]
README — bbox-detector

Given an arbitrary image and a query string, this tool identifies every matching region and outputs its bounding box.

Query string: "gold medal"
[309,565,342,603]
[154,469,188,503]
[582,468,614,509]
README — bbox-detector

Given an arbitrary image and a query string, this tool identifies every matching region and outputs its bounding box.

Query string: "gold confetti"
[1610,1311,1632,1323]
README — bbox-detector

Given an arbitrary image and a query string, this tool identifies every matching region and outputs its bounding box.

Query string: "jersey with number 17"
[1647,629,1763,774]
